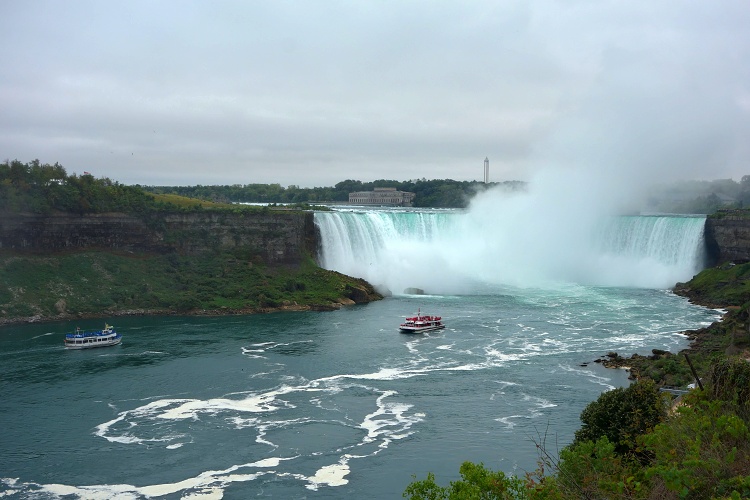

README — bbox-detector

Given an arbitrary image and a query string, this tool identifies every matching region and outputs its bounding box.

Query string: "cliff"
[0,211,317,265]
[0,210,383,325]
[704,210,750,265]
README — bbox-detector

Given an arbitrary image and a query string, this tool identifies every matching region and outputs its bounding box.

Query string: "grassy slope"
[0,250,381,325]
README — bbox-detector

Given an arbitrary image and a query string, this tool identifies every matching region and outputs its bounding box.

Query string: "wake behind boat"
[64,323,122,349]
[399,309,445,333]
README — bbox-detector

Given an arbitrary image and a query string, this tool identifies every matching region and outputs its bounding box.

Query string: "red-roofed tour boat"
[399,309,445,333]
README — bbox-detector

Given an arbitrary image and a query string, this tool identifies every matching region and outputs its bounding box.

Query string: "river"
[0,206,723,499]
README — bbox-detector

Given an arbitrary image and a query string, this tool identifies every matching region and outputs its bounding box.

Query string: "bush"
[708,357,750,416]
[403,462,528,500]
[554,437,642,499]
[642,392,750,499]
[573,379,669,456]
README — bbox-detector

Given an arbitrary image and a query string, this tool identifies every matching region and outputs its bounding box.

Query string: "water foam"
[315,192,706,293]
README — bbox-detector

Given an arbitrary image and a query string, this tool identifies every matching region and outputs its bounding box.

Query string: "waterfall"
[315,209,706,294]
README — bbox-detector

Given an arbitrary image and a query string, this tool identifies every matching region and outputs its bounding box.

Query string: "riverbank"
[0,296,377,327]
[598,261,750,387]
[0,251,382,327]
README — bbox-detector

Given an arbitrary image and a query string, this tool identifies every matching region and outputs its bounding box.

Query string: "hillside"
[0,160,382,326]
[0,251,381,326]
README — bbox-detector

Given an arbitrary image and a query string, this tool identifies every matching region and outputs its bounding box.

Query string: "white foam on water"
[360,390,422,446]
[242,340,314,358]
[522,394,558,409]
[17,457,308,499]
[71,366,436,498]
[558,364,617,390]
[30,332,56,339]
[304,460,351,490]
[496,415,524,429]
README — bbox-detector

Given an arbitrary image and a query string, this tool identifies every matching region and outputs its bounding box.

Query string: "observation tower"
[484,157,489,183]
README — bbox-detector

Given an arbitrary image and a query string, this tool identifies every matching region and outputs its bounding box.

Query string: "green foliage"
[627,354,695,388]
[553,437,643,499]
[641,391,750,499]
[0,159,270,216]
[143,178,526,209]
[708,357,750,419]
[0,252,378,320]
[678,262,750,307]
[573,379,669,456]
[403,462,529,500]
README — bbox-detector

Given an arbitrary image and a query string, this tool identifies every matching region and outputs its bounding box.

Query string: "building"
[484,157,489,184]
[348,187,415,206]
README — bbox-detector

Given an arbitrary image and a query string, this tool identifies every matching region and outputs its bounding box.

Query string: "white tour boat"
[64,323,122,349]
[399,310,445,333]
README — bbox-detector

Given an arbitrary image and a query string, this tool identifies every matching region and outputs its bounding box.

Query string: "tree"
[573,379,668,456]
[403,462,528,500]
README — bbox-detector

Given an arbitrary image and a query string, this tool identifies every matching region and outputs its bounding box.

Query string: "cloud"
[0,1,748,187]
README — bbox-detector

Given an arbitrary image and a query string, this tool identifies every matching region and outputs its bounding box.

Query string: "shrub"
[554,437,642,499]
[573,379,669,456]
[642,392,750,499]
[403,462,528,500]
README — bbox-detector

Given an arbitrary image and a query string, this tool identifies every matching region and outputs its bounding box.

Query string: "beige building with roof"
[348,187,415,206]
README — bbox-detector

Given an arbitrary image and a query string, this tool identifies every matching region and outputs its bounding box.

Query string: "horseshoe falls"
[315,209,706,294]
[1,196,720,499]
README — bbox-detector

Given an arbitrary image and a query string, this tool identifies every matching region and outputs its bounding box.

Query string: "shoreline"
[0,297,370,329]
[597,284,746,385]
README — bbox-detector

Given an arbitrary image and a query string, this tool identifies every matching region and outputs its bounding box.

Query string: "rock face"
[705,211,750,265]
[0,211,317,265]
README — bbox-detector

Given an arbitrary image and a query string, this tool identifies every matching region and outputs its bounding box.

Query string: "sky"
[1,1,749,188]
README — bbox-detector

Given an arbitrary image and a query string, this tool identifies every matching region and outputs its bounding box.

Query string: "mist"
[316,180,706,294]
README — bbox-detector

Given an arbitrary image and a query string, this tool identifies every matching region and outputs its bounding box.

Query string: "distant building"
[348,187,415,206]
[484,157,489,184]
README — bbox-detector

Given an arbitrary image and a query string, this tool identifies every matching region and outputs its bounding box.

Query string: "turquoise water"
[0,209,721,498]
[0,287,720,498]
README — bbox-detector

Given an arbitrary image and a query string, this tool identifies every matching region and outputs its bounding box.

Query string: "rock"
[55,299,67,314]
[404,287,425,295]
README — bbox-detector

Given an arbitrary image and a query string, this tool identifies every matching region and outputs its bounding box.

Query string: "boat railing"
[66,328,117,339]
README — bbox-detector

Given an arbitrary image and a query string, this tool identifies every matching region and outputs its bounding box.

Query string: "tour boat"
[64,323,122,349]
[399,310,445,333]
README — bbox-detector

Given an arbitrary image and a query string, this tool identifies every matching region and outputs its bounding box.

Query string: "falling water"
[315,208,706,294]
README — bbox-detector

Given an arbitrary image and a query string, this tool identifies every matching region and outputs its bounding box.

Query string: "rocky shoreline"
[591,270,750,386]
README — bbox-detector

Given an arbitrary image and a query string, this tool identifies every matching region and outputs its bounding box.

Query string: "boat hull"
[64,336,122,349]
[64,324,122,349]
[399,324,446,334]
[399,311,445,333]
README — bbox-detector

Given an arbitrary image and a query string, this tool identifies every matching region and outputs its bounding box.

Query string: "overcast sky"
[1,1,749,188]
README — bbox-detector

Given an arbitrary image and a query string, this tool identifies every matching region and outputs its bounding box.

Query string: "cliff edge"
[0,210,382,326]
[704,209,750,265]
[0,210,318,264]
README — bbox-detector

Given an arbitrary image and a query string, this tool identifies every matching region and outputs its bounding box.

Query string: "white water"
[315,195,706,295]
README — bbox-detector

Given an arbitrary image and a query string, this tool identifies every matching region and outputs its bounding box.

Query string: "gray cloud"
[1,1,748,187]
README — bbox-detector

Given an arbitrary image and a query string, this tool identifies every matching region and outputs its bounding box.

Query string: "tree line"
[143,178,527,208]
[647,176,750,213]
[0,159,166,214]
[5,158,750,213]
[0,159,257,215]
[0,158,527,215]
